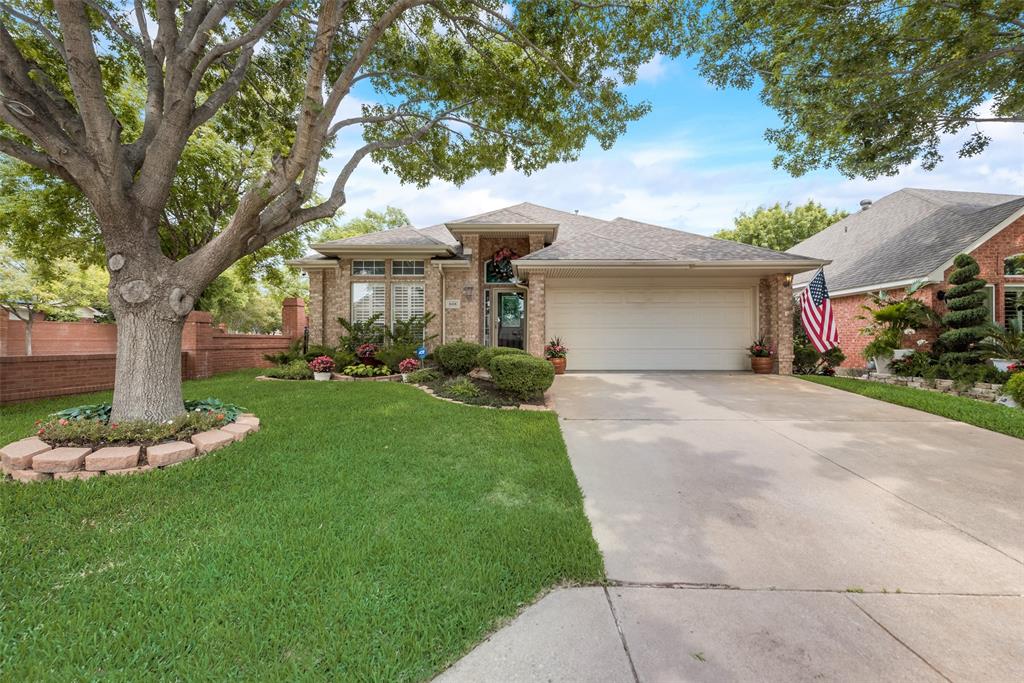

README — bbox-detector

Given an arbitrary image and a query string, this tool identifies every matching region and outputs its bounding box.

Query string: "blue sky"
[328,55,1024,234]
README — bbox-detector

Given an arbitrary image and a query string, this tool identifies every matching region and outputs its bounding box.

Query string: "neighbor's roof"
[788,188,1024,293]
[306,201,824,267]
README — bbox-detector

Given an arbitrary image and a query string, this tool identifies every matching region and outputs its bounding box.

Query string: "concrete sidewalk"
[436,374,1024,682]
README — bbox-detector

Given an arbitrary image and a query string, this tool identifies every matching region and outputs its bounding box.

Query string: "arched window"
[1005,254,1024,276]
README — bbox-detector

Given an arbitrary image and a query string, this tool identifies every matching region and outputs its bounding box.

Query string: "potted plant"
[309,355,335,381]
[858,286,938,374]
[544,338,568,374]
[977,322,1024,372]
[748,338,774,373]
[398,357,420,381]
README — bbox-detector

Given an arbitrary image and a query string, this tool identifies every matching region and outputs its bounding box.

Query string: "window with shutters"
[352,260,385,276]
[352,283,385,324]
[392,283,425,336]
[391,260,424,276]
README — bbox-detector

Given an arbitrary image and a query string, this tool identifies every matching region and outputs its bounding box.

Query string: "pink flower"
[59,418,68,426]
[399,358,420,373]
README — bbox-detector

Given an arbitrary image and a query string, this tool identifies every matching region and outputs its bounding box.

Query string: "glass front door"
[492,290,526,349]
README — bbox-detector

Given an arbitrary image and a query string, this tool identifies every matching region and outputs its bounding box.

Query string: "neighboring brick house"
[789,189,1024,367]
[288,203,827,373]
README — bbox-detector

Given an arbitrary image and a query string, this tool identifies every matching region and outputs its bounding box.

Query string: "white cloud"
[636,54,668,83]
[322,105,1024,235]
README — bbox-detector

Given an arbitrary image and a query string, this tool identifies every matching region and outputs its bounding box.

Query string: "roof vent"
[859,199,873,211]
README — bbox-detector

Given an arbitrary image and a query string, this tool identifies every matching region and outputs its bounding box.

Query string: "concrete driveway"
[439,373,1023,682]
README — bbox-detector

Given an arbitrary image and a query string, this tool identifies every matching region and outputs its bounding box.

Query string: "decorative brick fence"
[0,299,306,404]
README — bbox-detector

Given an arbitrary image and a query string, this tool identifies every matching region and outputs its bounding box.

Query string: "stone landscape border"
[1,413,260,483]
[859,373,1007,403]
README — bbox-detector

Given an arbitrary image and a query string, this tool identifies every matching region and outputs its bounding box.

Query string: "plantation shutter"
[392,283,425,332]
[352,283,385,324]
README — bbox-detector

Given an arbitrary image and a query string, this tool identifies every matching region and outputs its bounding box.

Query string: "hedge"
[434,341,483,375]
[490,354,555,400]
[476,346,528,372]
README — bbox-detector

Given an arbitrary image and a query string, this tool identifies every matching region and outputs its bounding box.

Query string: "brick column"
[527,273,546,357]
[323,265,345,346]
[182,311,215,379]
[528,232,546,254]
[767,274,794,375]
[424,259,442,348]
[307,270,325,345]
[281,298,306,340]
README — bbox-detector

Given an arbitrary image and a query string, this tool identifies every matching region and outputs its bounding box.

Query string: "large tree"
[313,205,409,242]
[687,1,1023,178]
[713,200,847,252]
[0,1,684,421]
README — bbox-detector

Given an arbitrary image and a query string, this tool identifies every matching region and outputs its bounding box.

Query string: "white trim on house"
[924,205,1024,282]
[815,277,942,298]
[445,222,558,243]
[515,259,827,271]
[308,244,452,256]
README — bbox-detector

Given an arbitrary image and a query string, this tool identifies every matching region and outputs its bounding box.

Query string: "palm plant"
[977,321,1024,362]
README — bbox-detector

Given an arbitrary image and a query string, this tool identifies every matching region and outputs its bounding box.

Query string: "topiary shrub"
[938,254,990,365]
[476,346,528,372]
[441,376,481,400]
[434,340,483,374]
[1004,372,1024,406]
[490,354,555,400]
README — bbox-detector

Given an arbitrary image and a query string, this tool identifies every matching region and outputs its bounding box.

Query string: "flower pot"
[401,373,408,382]
[549,357,567,375]
[873,355,893,375]
[892,349,914,360]
[313,372,332,381]
[750,356,773,374]
[991,359,1015,372]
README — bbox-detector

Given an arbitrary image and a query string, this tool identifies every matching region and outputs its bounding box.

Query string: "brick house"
[788,189,1024,367]
[288,203,827,373]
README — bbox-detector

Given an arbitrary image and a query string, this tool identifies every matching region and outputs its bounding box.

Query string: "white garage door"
[545,280,756,370]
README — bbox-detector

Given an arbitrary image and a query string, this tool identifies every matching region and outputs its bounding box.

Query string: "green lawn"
[799,375,1024,439]
[0,371,603,680]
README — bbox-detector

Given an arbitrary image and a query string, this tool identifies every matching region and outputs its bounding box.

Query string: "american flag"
[800,269,839,353]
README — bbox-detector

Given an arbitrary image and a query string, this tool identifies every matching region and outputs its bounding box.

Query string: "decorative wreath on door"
[486,247,519,283]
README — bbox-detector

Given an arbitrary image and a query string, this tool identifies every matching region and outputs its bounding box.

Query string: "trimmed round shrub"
[490,354,555,400]
[476,346,528,372]
[434,341,483,374]
[1005,372,1024,406]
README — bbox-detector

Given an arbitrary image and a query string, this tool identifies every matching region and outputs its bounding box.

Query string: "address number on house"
[445,299,461,309]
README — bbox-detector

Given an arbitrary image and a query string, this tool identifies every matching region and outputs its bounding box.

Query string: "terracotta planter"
[750,356,773,374]
[549,357,567,375]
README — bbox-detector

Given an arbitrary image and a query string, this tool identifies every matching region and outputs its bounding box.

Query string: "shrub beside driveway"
[0,370,603,681]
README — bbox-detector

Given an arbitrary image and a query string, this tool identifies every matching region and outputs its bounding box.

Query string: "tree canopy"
[687,1,1023,178]
[714,200,848,252]
[314,206,410,242]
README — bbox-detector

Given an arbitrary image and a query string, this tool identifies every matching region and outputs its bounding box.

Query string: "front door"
[490,290,526,349]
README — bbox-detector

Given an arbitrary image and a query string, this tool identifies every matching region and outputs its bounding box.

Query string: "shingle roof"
[313,225,449,248]
[527,217,819,263]
[788,188,1024,292]
[308,201,823,266]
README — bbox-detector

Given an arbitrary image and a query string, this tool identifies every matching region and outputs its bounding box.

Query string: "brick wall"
[0,299,306,404]
[830,215,1024,367]
[0,317,118,356]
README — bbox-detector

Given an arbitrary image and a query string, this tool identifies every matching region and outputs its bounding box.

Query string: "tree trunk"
[110,305,187,423]
[24,315,32,356]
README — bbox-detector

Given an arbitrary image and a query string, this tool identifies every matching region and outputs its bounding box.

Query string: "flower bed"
[1,401,260,483]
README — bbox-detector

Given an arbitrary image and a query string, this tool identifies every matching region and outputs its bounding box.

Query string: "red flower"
[59,418,68,426]
[37,428,45,435]
[399,358,420,373]
[216,413,225,421]
[111,423,119,429]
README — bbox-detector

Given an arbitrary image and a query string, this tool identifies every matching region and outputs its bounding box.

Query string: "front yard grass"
[799,375,1024,439]
[0,370,603,681]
